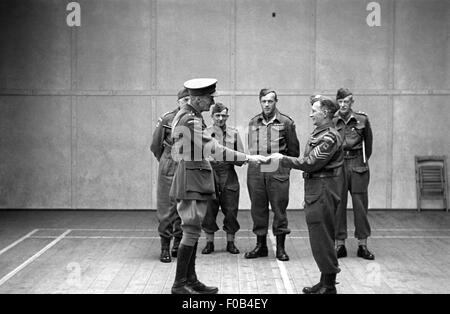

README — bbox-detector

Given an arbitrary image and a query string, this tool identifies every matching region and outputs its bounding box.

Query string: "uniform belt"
[344,149,362,159]
[211,163,234,172]
[303,168,338,179]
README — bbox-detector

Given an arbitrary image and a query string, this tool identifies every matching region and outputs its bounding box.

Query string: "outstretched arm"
[270,132,339,172]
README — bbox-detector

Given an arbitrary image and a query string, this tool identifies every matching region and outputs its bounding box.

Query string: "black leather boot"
[357,245,375,260]
[201,242,214,254]
[187,243,218,294]
[171,244,199,294]
[314,273,337,294]
[336,245,347,258]
[160,237,171,263]
[226,241,240,254]
[244,235,268,259]
[302,274,323,294]
[276,234,289,261]
[171,237,181,258]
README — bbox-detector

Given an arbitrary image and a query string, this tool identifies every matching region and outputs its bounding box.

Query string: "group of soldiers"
[150,78,374,295]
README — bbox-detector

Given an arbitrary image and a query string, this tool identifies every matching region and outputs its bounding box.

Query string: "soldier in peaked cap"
[269,95,344,294]
[169,78,266,294]
[150,87,190,263]
[333,88,375,260]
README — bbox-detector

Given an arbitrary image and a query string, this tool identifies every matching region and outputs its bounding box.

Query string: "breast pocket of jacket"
[270,125,286,143]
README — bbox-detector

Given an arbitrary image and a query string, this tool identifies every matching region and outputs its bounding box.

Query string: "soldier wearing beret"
[245,88,300,262]
[201,103,245,255]
[333,88,375,260]
[270,95,344,294]
[150,88,189,263]
[170,78,265,294]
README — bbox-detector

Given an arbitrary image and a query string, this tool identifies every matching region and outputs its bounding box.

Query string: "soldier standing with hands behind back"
[150,88,190,263]
[333,88,375,260]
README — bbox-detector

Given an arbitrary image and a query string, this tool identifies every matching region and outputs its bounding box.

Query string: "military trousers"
[177,199,208,247]
[304,170,343,274]
[157,155,182,240]
[202,168,240,235]
[335,155,371,240]
[247,163,291,236]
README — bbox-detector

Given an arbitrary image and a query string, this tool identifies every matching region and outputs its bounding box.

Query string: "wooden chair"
[415,156,448,212]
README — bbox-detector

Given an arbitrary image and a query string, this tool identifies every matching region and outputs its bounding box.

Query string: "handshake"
[246,153,284,164]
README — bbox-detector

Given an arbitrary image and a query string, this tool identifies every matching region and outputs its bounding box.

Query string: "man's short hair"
[211,102,229,115]
[310,95,339,119]
[259,88,278,101]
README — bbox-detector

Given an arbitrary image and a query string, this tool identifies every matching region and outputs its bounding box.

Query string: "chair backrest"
[415,156,448,211]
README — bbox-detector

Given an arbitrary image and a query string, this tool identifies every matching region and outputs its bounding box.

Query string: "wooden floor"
[0,210,449,294]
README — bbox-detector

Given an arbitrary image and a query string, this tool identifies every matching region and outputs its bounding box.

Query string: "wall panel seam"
[2,90,450,96]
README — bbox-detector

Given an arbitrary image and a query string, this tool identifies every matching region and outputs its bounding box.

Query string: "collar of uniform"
[336,110,356,124]
[185,104,202,117]
[312,121,333,136]
[258,109,280,126]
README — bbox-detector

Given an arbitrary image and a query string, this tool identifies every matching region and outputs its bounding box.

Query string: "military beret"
[184,78,218,97]
[177,87,189,100]
[259,88,278,101]
[211,102,228,114]
[336,88,353,100]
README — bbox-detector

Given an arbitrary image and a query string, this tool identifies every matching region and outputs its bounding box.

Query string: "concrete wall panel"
[0,0,71,90]
[75,96,152,209]
[236,0,315,90]
[395,0,450,90]
[0,96,71,208]
[392,96,450,209]
[156,0,232,90]
[1,0,449,210]
[316,0,392,90]
[76,0,152,90]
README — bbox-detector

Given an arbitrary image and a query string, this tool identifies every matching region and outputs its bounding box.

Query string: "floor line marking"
[289,236,450,239]
[37,228,156,232]
[30,236,161,240]
[27,235,450,240]
[268,230,295,294]
[0,229,39,257]
[0,230,71,287]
